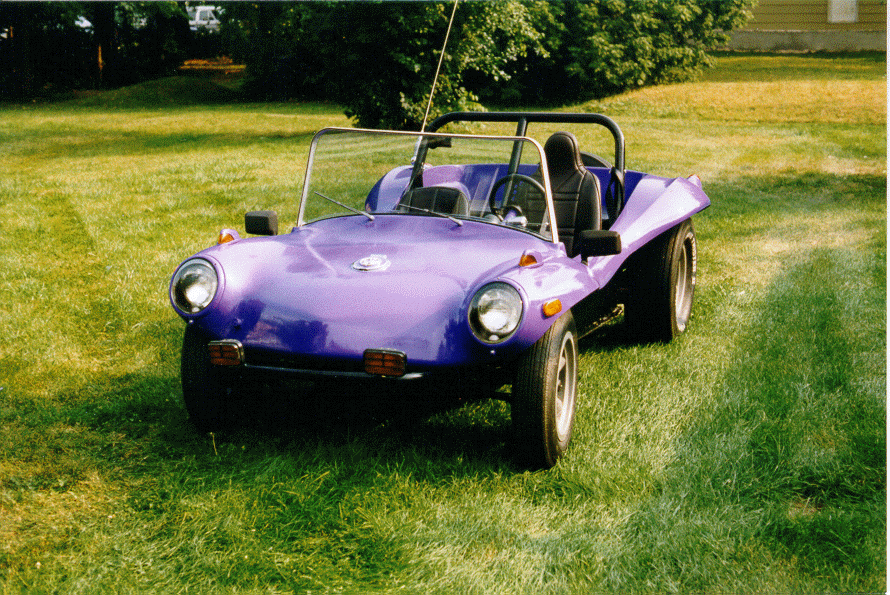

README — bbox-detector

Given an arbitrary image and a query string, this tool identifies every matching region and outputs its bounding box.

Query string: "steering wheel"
[488,173,546,218]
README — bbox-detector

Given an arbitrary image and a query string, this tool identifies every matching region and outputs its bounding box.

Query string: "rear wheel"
[512,312,578,469]
[181,325,237,431]
[624,218,697,342]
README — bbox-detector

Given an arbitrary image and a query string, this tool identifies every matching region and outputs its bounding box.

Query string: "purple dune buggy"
[169,112,710,468]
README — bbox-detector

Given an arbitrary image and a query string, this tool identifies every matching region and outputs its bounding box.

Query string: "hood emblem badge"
[352,254,391,272]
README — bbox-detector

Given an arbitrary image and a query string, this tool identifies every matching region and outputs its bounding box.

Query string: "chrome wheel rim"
[554,331,577,441]
[675,238,694,331]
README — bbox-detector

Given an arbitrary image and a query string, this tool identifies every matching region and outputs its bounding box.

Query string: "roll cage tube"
[427,112,627,220]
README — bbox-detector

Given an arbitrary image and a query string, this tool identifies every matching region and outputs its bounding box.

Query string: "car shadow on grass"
[170,317,641,471]
[63,371,508,481]
[74,317,637,479]
[167,375,520,473]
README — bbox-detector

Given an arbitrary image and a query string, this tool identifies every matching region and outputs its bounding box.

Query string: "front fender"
[491,253,597,354]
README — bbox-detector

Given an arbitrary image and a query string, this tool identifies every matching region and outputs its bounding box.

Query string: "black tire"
[624,218,697,343]
[181,324,236,431]
[512,311,579,469]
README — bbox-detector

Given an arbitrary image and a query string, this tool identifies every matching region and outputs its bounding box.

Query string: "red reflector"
[208,340,244,366]
[364,349,407,377]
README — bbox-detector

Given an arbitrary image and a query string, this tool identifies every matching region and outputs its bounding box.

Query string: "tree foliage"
[0,1,189,98]
[228,0,753,129]
[497,0,755,104]
[0,0,754,118]
[0,2,90,97]
[82,2,190,88]
[227,1,545,130]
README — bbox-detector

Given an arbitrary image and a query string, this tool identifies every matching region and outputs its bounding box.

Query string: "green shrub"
[491,0,755,105]
[228,1,754,126]
[229,1,544,130]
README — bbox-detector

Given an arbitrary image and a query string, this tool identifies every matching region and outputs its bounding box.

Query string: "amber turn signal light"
[208,340,244,366]
[542,299,562,318]
[364,349,407,377]
[519,253,538,267]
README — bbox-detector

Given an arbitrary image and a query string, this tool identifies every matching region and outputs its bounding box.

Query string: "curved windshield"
[299,128,557,242]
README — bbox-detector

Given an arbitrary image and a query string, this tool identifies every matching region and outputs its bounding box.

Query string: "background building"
[728,0,886,51]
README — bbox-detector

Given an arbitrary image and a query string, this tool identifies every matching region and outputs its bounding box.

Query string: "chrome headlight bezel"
[171,258,219,315]
[468,282,523,344]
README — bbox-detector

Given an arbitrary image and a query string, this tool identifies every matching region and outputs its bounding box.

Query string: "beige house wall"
[728,0,887,51]
[741,0,886,31]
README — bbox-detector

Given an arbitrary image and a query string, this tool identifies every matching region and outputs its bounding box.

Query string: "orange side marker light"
[519,253,538,267]
[542,299,562,318]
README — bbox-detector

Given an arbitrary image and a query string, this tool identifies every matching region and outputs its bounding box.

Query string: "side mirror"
[245,210,278,236]
[578,230,621,258]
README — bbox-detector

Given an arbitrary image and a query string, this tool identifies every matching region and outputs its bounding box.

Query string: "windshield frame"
[298,127,558,245]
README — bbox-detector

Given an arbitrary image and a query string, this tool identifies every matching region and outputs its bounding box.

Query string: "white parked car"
[188,6,221,32]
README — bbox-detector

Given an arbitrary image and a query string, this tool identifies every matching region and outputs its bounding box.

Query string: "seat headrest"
[398,186,469,216]
[544,131,583,175]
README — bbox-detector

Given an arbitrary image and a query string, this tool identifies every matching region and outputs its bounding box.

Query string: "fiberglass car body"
[170,112,710,468]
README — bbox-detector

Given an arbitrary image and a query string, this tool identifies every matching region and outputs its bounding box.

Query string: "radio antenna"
[420,0,459,133]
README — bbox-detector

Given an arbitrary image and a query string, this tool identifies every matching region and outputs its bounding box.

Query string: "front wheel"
[512,312,579,469]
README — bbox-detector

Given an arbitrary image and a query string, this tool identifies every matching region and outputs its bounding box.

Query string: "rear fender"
[587,174,710,279]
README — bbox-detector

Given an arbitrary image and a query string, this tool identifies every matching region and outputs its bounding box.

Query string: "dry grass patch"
[615,80,885,125]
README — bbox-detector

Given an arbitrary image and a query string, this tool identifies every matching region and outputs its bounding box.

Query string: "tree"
[490,0,755,105]
[81,2,189,88]
[229,1,545,130]
[339,1,548,130]
[574,0,753,94]
[0,2,90,98]
[0,1,189,98]
[228,1,753,127]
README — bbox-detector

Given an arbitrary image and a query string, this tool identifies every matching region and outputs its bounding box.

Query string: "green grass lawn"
[0,53,885,593]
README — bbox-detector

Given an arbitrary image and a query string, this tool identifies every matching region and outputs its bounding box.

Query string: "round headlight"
[171,259,218,314]
[469,282,523,343]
